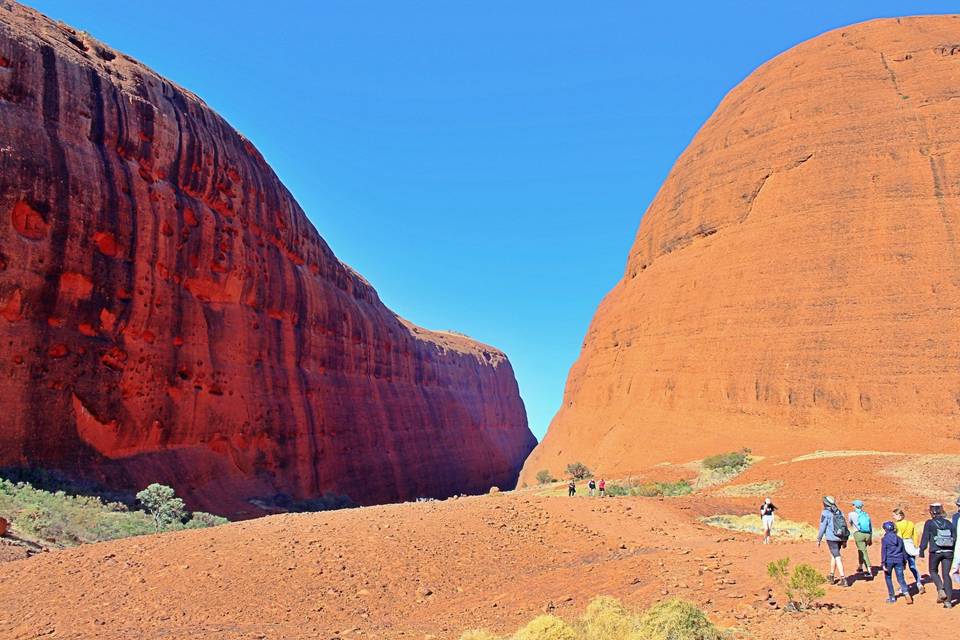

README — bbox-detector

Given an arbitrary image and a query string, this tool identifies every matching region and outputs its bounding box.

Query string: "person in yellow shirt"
[893,508,924,594]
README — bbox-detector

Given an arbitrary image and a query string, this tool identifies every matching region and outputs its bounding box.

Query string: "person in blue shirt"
[880,521,913,604]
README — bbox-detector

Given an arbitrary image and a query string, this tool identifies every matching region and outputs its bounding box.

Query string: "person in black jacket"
[920,503,957,608]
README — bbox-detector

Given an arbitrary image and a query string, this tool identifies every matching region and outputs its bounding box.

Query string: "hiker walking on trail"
[568,479,576,497]
[880,521,914,604]
[920,503,956,608]
[598,478,606,498]
[952,496,960,531]
[817,495,850,587]
[587,479,596,497]
[760,497,778,545]
[893,508,924,593]
[849,499,874,578]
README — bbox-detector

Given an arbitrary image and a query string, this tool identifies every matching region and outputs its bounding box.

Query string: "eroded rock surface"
[522,16,960,482]
[0,1,534,516]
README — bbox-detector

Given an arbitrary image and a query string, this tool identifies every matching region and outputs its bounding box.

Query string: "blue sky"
[26,1,958,439]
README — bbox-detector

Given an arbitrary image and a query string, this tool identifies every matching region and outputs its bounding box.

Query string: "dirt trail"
[1,457,955,640]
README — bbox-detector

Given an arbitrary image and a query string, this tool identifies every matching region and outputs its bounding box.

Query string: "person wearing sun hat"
[817,495,849,586]
[848,499,874,578]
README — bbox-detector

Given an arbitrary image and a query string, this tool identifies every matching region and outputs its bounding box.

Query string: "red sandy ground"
[1,453,956,639]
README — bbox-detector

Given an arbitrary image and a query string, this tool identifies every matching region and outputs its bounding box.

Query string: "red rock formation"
[0,2,534,517]
[521,16,960,483]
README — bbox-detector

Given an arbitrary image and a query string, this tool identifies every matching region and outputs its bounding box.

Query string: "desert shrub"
[631,482,663,497]
[565,462,593,480]
[183,511,229,529]
[536,470,555,485]
[458,596,719,640]
[630,480,693,497]
[604,484,629,497]
[0,477,156,546]
[136,483,186,531]
[636,598,722,640]
[513,615,577,640]
[767,557,826,611]
[576,595,636,639]
[702,448,751,472]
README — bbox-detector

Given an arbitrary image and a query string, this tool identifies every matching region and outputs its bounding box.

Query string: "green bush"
[565,462,593,480]
[604,484,629,497]
[536,470,555,485]
[767,557,826,611]
[702,448,751,472]
[184,511,229,529]
[628,480,693,497]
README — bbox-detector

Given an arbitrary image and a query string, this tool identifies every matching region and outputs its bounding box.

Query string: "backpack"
[933,518,956,550]
[857,511,872,534]
[830,507,850,540]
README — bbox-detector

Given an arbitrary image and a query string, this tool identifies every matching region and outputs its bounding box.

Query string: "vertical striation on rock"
[521,16,960,483]
[0,1,534,516]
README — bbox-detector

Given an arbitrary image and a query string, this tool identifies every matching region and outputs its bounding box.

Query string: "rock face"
[521,16,960,483]
[0,2,535,517]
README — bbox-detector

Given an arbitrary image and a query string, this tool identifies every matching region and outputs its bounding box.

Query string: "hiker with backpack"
[598,478,606,498]
[760,497,778,545]
[568,479,576,497]
[587,479,596,497]
[817,495,849,587]
[849,499,874,578]
[893,507,925,594]
[919,503,956,608]
[880,520,914,604]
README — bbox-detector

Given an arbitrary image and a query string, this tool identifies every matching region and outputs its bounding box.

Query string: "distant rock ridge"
[0,0,535,517]
[522,16,960,483]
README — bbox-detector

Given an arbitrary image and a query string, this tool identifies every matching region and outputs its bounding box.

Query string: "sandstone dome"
[522,16,960,482]
[0,1,535,516]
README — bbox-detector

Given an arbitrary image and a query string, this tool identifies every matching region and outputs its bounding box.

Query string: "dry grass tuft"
[702,514,817,540]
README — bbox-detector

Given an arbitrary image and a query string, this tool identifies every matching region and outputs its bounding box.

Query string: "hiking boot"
[945,601,954,609]
[903,592,913,604]
[835,577,848,587]
[937,589,948,603]
[918,584,926,595]
[827,573,835,583]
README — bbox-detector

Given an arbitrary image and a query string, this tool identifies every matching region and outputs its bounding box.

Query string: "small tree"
[565,462,593,480]
[767,557,826,611]
[536,470,555,485]
[136,483,186,531]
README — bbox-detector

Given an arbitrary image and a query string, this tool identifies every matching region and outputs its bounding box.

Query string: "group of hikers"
[808,496,960,606]
[567,478,605,497]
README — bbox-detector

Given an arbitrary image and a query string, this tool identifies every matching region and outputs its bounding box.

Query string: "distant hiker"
[953,496,960,531]
[880,521,913,604]
[759,497,778,544]
[893,507,924,593]
[568,480,576,497]
[598,478,606,498]
[817,495,850,586]
[920,503,956,608]
[588,479,597,497]
[849,499,874,578]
